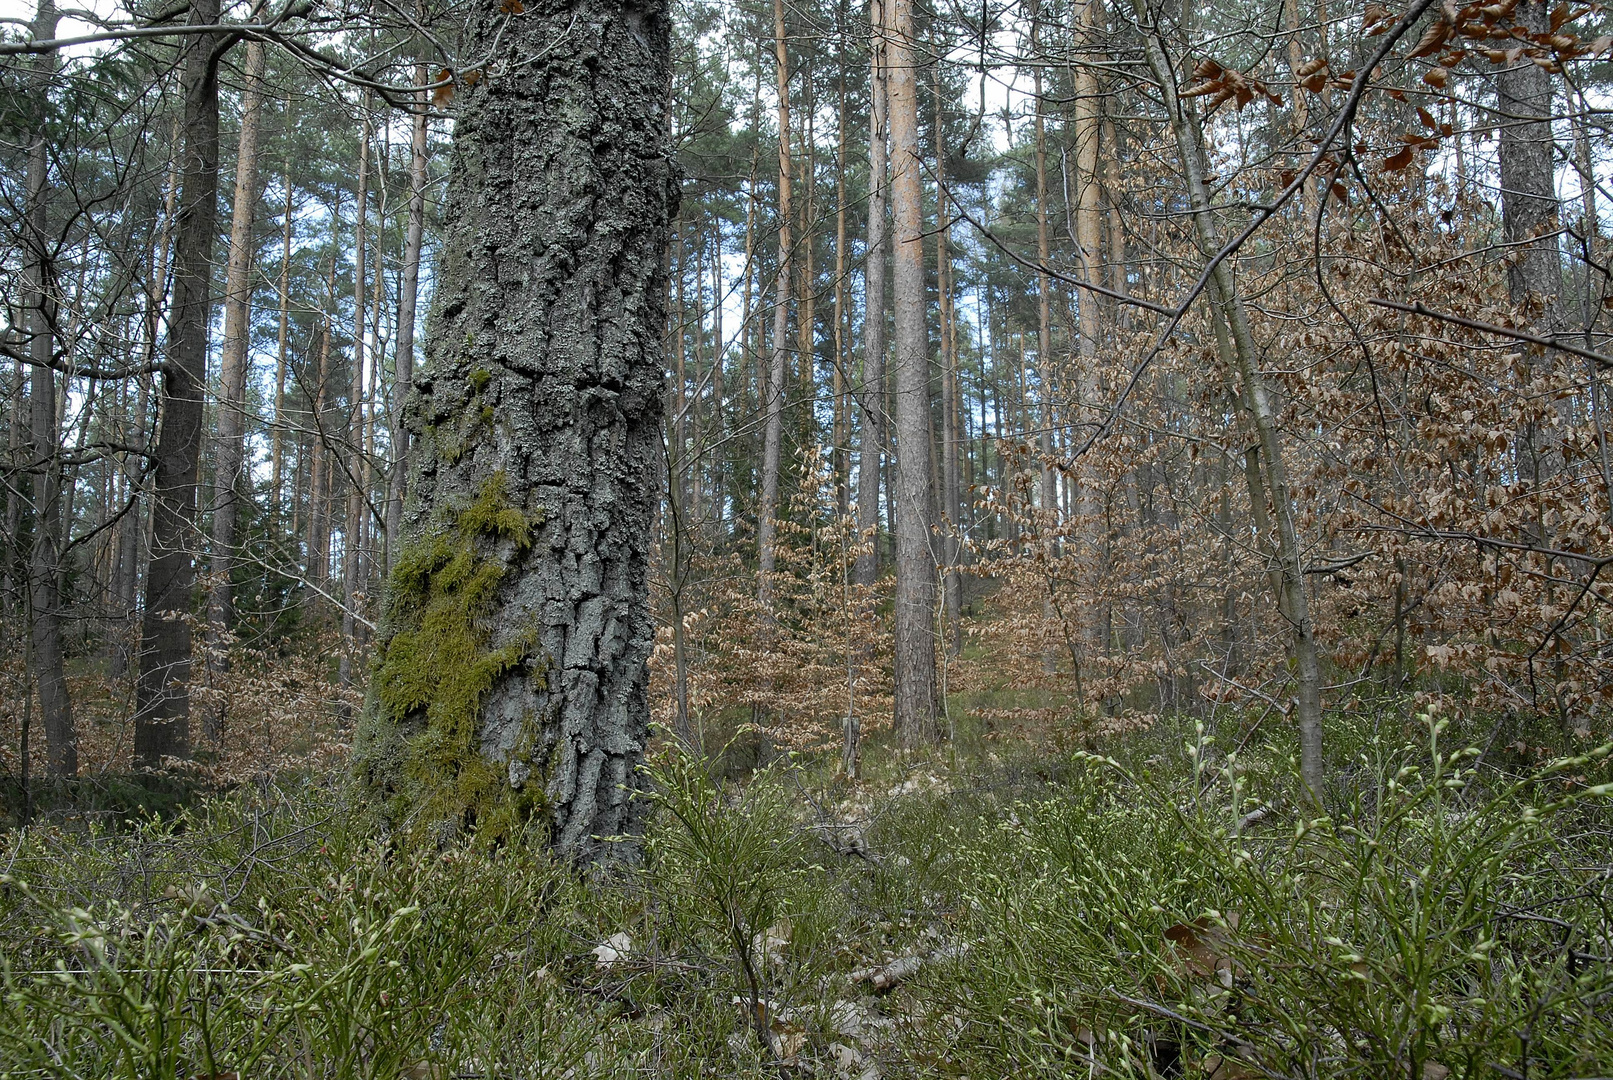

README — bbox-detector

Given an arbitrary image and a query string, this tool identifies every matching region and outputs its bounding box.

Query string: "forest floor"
[1,624,1611,1078]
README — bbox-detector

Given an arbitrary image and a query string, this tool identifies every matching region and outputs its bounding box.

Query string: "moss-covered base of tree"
[357,471,550,847]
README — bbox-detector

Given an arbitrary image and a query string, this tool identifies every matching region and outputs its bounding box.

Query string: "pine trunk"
[885,0,939,745]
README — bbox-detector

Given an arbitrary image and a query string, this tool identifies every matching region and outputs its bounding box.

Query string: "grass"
[0,707,1609,1079]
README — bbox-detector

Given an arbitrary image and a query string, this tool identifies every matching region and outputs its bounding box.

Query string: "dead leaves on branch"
[1180,58,1284,113]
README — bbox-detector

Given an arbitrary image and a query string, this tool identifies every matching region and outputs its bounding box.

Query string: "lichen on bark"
[357,0,675,861]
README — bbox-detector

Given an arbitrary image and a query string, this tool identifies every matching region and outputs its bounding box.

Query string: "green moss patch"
[369,471,548,845]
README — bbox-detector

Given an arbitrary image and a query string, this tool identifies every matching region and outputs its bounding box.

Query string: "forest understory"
[2,584,1611,1079]
[6,0,1613,1071]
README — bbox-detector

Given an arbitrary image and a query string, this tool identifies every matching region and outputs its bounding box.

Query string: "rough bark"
[134,0,222,766]
[885,0,939,745]
[855,0,888,587]
[757,0,793,601]
[205,35,267,742]
[357,0,675,861]
[387,68,430,569]
[24,0,74,777]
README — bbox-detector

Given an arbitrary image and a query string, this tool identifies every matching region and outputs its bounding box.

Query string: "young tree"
[357,0,677,859]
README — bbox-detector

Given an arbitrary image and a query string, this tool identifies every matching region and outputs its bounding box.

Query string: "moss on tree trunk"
[356,0,676,860]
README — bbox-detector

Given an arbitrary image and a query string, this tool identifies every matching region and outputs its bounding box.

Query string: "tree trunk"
[758,0,793,602]
[855,0,888,586]
[205,36,267,743]
[24,0,74,777]
[306,246,338,589]
[271,156,294,513]
[1032,22,1057,526]
[1498,0,1559,314]
[134,0,222,766]
[833,72,849,520]
[387,67,430,570]
[1134,0,1325,800]
[935,65,962,657]
[342,102,373,688]
[357,0,675,860]
[885,0,939,745]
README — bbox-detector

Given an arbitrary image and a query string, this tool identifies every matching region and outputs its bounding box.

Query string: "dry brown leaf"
[431,67,454,108]
[1409,19,1453,57]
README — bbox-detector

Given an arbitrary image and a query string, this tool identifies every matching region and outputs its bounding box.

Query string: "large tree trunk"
[24,0,75,777]
[357,0,675,860]
[757,0,793,602]
[855,0,887,586]
[134,0,222,766]
[387,67,430,570]
[885,0,939,745]
[205,36,267,743]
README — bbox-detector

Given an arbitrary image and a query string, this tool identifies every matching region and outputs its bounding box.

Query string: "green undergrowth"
[359,470,547,846]
[2,712,1610,1078]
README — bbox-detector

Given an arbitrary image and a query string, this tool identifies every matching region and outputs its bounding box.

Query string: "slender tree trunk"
[1032,20,1056,524]
[357,0,675,859]
[204,36,267,743]
[1135,0,1325,799]
[856,0,888,586]
[134,0,223,766]
[271,157,294,512]
[387,68,430,570]
[341,102,372,688]
[833,63,850,520]
[1072,1,1104,676]
[306,247,338,589]
[707,232,727,529]
[797,80,817,450]
[935,65,962,657]
[885,0,939,745]
[24,0,74,777]
[758,0,793,601]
